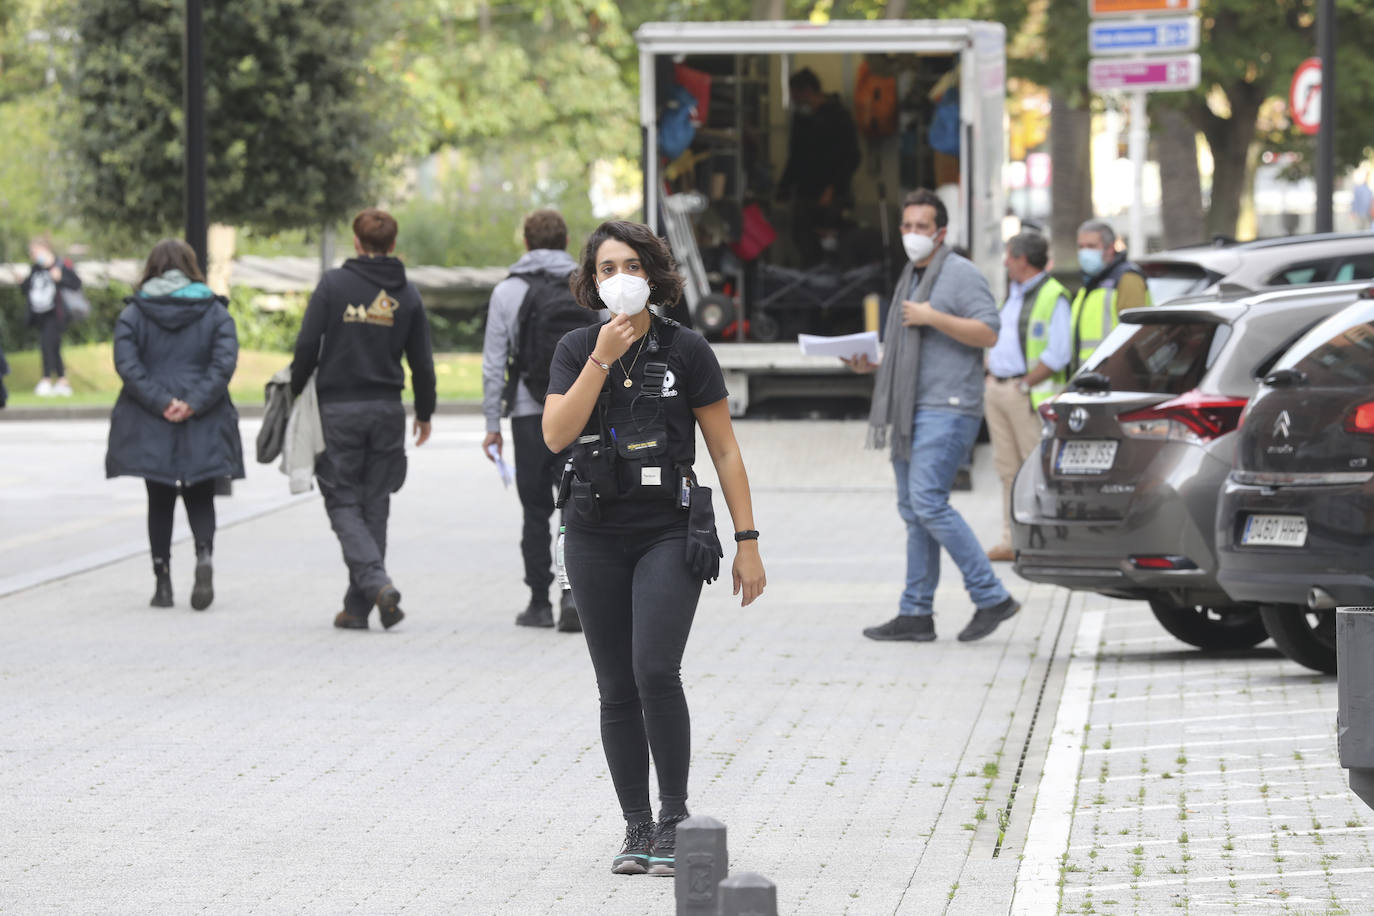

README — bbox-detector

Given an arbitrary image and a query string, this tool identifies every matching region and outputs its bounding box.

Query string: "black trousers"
[37,311,64,378]
[511,414,561,596]
[315,400,407,616]
[562,525,702,824]
[146,479,217,561]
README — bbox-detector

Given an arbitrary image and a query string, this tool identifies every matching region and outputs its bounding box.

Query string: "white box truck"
[636,19,1007,415]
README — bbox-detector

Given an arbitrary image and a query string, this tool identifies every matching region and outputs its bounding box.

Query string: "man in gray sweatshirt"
[481,210,591,631]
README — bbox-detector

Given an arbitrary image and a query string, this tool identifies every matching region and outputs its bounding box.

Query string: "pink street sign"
[1088,54,1200,93]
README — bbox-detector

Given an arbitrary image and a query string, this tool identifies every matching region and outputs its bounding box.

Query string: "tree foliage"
[66,0,394,243]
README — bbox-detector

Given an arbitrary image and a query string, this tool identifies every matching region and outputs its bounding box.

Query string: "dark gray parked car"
[1141,233,1374,304]
[1214,296,1374,673]
[1011,282,1369,651]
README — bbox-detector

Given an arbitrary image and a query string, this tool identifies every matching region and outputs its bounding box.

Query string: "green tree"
[369,0,645,265]
[66,0,395,245]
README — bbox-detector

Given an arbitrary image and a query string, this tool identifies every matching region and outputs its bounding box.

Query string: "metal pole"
[184,0,208,273]
[1316,0,1336,233]
[1128,91,1148,256]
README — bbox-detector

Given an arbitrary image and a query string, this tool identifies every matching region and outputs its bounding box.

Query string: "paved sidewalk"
[1,418,1368,914]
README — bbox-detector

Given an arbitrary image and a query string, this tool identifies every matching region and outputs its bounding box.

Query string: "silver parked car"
[1011,282,1369,651]
[1141,233,1374,304]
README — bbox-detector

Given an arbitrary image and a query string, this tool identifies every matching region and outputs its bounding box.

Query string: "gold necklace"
[617,334,648,388]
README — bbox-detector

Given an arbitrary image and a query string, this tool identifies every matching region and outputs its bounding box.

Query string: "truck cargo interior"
[650,49,965,343]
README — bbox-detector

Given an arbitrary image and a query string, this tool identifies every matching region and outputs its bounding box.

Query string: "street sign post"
[1290,56,1322,136]
[1088,55,1201,93]
[1090,0,1197,14]
[1087,0,1202,261]
[1089,17,1199,55]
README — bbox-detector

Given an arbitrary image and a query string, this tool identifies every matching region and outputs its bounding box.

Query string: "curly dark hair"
[569,220,685,312]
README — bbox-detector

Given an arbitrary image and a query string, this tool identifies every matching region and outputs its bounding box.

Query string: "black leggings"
[146,480,217,561]
[38,311,64,378]
[563,526,703,825]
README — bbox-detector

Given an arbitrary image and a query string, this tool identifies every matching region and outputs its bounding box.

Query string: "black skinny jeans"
[146,479,217,561]
[563,525,703,825]
[511,415,560,596]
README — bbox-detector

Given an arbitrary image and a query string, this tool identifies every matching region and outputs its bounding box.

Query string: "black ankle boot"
[151,558,173,607]
[190,544,213,611]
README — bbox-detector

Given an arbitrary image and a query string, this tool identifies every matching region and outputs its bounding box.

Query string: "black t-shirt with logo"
[547,315,729,534]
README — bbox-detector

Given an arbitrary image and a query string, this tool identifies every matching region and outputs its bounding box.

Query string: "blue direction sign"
[1089,17,1199,56]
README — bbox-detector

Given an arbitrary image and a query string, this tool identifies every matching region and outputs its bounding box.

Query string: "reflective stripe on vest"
[1023,278,1069,409]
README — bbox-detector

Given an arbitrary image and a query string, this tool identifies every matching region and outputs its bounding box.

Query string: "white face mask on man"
[902,231,940,263]
[597,273,651,317]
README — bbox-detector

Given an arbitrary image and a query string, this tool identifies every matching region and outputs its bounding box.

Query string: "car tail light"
[1130,555,1198,570]
[1118,390,1249,444]
[1038,402,1057,436]
[1345,400,1374,434]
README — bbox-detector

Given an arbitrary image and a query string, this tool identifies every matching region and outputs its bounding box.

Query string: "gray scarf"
[866,244,951,461]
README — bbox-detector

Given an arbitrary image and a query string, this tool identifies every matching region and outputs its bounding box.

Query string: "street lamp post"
[1316,0,1335,233]
[183,0,207,273]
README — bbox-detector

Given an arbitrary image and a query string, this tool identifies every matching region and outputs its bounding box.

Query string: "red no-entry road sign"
[1290,57,1322,135]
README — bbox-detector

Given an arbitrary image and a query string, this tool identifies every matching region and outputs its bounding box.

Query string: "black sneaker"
[957,597,1021,642]
[646,814,688,877]
[863,615,935,642]
[556,592,582,633]
[611,821,654,875]
[377,584,404,630]
[516,598,555,628]
[952,467,973,491]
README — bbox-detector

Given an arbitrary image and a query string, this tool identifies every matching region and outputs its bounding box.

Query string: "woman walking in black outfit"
[543,220,767,876]
[105,239,244,609]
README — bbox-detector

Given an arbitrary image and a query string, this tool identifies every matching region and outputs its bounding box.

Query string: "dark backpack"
[506,270,598,407]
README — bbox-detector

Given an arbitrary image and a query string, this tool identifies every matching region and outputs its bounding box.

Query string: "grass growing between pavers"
[3,343,482,408]
[1049,608,1374,916]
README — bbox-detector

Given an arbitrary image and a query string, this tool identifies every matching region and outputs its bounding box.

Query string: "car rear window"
[1079,320,1227,394]
[1274,299,1374,386]
[1266,255,1374,287]
[1140,261,1218,304]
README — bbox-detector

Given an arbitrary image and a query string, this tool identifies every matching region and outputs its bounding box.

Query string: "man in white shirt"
[984,231,1072,562]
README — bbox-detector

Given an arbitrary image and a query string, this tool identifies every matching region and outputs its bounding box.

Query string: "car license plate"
[1056,439,1118,474]
[1241,514,1308,547]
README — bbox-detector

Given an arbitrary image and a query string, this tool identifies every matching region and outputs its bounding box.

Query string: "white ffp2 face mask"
[902,232,938,263]
[597,273,651,317]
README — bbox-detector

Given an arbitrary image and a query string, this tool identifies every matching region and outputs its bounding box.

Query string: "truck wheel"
[1147,599,1268,650]
[751,311,780,342]
[1259,604,1337,674]
[694,293,736,336]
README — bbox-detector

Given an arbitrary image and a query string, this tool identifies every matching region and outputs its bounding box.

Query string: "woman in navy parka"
[106,239,244,610]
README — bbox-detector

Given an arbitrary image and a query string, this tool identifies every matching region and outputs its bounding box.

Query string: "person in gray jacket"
[845,189,1020,644]
[481,209,596,631]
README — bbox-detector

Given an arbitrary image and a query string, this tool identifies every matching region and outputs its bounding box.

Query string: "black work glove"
[685,486,724,584]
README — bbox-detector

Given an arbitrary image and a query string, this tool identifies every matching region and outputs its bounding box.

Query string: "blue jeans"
[893,409,1010,616]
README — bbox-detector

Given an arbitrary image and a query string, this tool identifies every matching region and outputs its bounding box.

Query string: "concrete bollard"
[1337,607,1374,809]
[675,815,728,915]
[716,871,777,916]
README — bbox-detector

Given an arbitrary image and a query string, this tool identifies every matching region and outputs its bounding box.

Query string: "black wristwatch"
[734,530,760,542]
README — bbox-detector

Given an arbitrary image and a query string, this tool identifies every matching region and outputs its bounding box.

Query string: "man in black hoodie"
[291,208,437,631]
